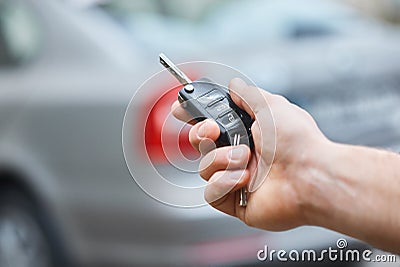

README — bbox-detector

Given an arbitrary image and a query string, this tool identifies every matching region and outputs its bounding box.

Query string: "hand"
[172,78,400,254]
[172,78,329,230]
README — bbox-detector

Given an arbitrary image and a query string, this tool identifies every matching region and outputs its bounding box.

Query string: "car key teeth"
[234,133,248,207]
[239,188,248,207]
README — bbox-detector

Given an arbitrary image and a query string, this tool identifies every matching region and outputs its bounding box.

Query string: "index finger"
[171,100,196,125]
[228,78,271,119]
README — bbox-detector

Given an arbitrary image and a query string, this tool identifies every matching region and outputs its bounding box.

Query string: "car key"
[159,53,254,207]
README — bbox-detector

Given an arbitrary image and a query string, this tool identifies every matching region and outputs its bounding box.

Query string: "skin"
[171,77,400,254]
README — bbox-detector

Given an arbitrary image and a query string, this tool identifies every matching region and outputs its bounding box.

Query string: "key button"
[197,90,224,107]
[206,101,231,118]
[218,111,240,128]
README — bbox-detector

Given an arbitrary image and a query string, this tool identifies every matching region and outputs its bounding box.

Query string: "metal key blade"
[159,53,192,85]
[234,133,247,207]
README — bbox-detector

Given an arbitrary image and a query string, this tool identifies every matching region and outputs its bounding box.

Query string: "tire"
[0,187,67,267]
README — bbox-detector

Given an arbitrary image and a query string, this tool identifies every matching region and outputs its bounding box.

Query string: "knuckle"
[272,94,288,104]
[244,217,255,228]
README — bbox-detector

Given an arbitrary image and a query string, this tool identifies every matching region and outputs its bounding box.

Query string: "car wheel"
[0,188,57,267]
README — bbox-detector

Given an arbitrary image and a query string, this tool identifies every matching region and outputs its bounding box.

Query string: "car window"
[288,20,335,39]
[96,0,348,48]
[0,0,41,67]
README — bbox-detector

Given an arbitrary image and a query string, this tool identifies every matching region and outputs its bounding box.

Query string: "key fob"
[159,53,250,206]
[178,78,254,149]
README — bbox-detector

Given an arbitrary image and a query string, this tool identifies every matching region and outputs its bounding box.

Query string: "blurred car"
[103,0,400,149]
[0,0,398,266]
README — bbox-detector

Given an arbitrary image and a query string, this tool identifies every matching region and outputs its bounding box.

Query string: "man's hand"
[172,78,329,230]
[172,78,400,253]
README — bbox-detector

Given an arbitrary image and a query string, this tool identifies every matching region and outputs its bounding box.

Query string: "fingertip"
[191,119,219,139]
[171,100,180,113]
[201,119,220,137]
[228,78,257,118]
[226,144,251,171]
[240,144,251,162]
[235,169,250,189]
[188,119,220,151]
[229,77,247,90]
[171,100,183,117]
[171,100,195,124]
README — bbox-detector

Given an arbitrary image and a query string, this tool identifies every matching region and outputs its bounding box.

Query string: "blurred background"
[0,0,400,266]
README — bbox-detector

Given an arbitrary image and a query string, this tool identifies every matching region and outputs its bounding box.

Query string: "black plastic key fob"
[178,78,254,149]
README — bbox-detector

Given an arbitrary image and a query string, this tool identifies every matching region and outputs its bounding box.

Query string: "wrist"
[293,138,344,227]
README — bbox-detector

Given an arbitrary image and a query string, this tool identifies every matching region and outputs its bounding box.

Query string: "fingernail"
[198,121,208,138]
[228,146,246,162]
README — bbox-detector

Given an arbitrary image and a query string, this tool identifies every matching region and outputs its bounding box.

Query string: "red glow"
[144,75,200,163]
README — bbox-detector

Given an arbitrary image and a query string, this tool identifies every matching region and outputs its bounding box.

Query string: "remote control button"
[207,97,225,107]
[206,101,231,118]
[218,108,233,118]
[197,90,224,106]
[218,111,240,128]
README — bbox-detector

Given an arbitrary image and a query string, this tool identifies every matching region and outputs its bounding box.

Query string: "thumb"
[228,78,270,118]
